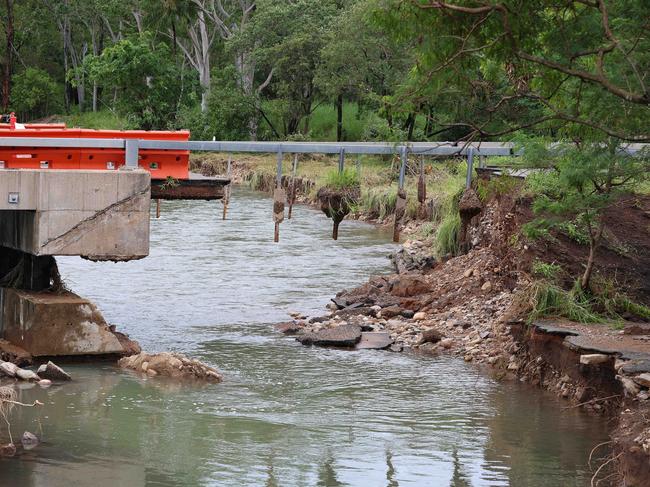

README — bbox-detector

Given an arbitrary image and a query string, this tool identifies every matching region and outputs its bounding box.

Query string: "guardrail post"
[394,146,408,243]
[273,149,285,242]
[465,147,474,189]
[125,139,139,168]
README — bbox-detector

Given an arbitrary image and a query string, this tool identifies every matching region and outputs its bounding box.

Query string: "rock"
[579,354,610,366]
[390,275,430,297]
[637,391,649,401]
[379,305,403,319]
[141,362,149,372]
[356,332,393,350]
[419,329,443,345]
[330,298,348,310]
[481,281,493,292]
[297,324,362,348]
[15,368,40,381]
[0,361,18,378]
[623,323,650,335]
[400,309,415,319]
[0,339,32,366]
[37,379,52,387]
[439,338,454,349]
[479,331,491,339]
[463,269,474,278]
[36,361,72,381]
[389,344,403,353]
[413,312,427,321]
[618,375,641,396]
[274,322,304,335]
[0,443,16,457]
[119,352,223,383]
[632,373,650,388]
[333,306,377,319]
[21,431,39,449]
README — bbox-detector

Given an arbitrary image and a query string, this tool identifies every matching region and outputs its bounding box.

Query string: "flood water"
[1,188,609,486]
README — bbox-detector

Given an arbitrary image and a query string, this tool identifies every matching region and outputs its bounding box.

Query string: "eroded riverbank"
[0,189,618,486]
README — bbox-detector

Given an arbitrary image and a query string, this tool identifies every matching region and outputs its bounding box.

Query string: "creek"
[0,188,609,486]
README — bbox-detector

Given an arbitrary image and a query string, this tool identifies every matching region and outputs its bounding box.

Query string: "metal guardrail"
[1,138,646,189]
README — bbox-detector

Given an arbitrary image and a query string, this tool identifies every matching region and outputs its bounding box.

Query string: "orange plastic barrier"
[0,122,190,180]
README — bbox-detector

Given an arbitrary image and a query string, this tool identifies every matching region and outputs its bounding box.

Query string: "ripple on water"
[0,188,611,487]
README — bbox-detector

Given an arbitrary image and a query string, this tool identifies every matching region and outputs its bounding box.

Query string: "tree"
[78,34,192,129]
[373,0,649,143]
[1,0,14,111]
[10,67,62,119]
[522,138,649,290]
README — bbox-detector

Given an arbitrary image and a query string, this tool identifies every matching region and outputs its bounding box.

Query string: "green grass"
[435,212,461,256]
[531,260,563,280]
[527,280,602,324]
[324,168,360,189]
[59,110,127,130]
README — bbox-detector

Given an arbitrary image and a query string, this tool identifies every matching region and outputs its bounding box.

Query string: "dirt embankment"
[276,189,650,486]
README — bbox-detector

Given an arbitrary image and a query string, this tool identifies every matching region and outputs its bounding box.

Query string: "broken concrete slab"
[37,361,71,381]
[579,354,611,365]
[1,288,127,357]
[356,332,393,350]
[297,324,362,348]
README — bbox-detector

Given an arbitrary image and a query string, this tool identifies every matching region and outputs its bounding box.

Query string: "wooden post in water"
[156,199,161,219]
[288,154,298,220]
[417,155,426,218]
[393,146,408,243]
[273,150,286,242]
[222,156,232,220]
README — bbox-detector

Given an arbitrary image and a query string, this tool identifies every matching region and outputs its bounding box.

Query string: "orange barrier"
[0,121,190,180]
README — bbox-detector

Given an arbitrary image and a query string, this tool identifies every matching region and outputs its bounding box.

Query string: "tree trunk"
[581,220,605,290]
[336,93,343,142]
[198,9,210,113]
[2,0,14,111]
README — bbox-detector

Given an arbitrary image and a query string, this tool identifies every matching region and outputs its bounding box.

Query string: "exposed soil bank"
[276,190,650,486]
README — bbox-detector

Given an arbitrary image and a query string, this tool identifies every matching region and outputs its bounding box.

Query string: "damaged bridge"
[0,136,230,359]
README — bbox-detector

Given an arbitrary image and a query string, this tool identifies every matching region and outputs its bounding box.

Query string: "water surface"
[0,188,609,486]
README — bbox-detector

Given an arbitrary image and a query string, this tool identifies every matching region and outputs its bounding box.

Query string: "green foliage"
[324,168,360,190]
[436,212,461,257]
[531,260,563,280]
[62,110,127,130]
[527,281,601,324]
[10,68,62,116]
[476,175,520,202]
[75,33,196,130]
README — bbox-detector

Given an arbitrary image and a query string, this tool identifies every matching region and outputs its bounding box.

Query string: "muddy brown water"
[1,188,609,486]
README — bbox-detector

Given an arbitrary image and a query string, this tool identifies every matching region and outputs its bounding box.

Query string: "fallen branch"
[591,452,622,487]
[562,394,620,410]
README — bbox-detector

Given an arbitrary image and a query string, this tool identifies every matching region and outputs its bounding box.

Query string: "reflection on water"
[0,188,609,486]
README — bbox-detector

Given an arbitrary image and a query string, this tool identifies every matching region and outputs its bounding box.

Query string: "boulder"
[297,324,362,348]
[413,312,427,321]
[37,361,72,381]
[15,368,40,381]
[579,354,610,366]
[0,443,16,457]
[119,352,223,383]
[419,329,443,345]
[632,373,650,388]
[356,332,393,350]
[274,322,305,335]
[0,361,18,378]
[481,281,493,292]
[21,432,39,449]
[378,305,403,319]
[333,306,377,319]
[390,275,430,297]
[0,339,32,366]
